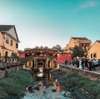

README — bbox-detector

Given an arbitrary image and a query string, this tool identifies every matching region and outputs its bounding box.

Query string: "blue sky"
[0,0,100,50]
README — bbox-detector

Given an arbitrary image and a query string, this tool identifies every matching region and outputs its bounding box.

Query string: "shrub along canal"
[51,69,100,99]
[0,69,33,99]
[1,68,100,99]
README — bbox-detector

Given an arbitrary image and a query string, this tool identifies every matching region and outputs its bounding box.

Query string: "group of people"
[72,57,99,71]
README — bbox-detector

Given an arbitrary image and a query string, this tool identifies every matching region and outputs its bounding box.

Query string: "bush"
[0,87,8,99]
[54,71,100,99]
[0,70,33,98]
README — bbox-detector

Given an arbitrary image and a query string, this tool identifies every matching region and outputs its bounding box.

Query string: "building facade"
[65,37,91,50]
[0,25,19,57]
[88,40,100,59]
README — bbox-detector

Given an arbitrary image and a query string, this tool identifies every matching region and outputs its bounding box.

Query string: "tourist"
[81,57,85,69]
[54,79,62,93]
[79,58,82,69]
[76,57,79,68]
[84,58,89,70]
[88,59,93,71]
[91,58,97,70]
[65,60,68,65]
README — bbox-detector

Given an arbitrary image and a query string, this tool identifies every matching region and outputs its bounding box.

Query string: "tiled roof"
[0,25,14,31]
[71,37,91,43]
[0,25,19,42]
[72,37,89,40]
[96,40,100,43]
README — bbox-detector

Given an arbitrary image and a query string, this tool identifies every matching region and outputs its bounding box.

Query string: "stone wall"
[0,70,5,79]
[60,64,100,80]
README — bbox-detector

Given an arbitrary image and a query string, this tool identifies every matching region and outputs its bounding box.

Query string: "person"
[84,58,88,70]
[79,58,82,69]
[81,58,85,69]
[54,79,62,93]
[91,58,97,70]
[88,59,92,71]
[53,79,57,89]
[76,57,79,68]
[65,60,68,65]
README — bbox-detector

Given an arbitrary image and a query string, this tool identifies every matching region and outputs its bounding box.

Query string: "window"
[5,35,9,44]
[3,34,5,39]
[16,43,18,48]
[10,40,13,46]
[81,43,84,47]
[0,53,1,58]
[94,53,96,58]
[5,51,8,57]
[29,61,32,66]
[91,54,93,58]
[6,38,9,44]
[0,53,1,62]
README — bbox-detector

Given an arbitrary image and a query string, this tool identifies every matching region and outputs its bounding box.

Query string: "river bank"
[1,68,100,99]
[0,69,33,99]
[51,69,100,99]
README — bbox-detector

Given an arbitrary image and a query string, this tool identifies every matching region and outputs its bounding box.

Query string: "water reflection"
[23,86,71,99]
[22,69,72,99]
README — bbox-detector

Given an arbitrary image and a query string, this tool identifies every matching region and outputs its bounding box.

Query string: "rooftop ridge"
[96,40,100,43]
[72,36,89,39]
[0,25,19,42]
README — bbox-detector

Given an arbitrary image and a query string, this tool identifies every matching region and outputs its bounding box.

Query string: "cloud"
[80,0,96,9]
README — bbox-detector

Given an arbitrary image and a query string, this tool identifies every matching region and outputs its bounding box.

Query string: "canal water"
[22,69,72,99]
[23,87,71,99]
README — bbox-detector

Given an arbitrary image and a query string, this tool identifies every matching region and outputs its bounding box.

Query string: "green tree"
[52,44,62,51]
[72,46,85,57]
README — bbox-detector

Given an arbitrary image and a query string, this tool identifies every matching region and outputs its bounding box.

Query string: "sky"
[0,0,100,50]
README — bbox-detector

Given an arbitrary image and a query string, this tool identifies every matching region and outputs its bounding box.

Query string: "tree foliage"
[52,44,62,51]
[72,46,85,57]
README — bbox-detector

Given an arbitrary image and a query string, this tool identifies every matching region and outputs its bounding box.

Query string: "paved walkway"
[95,67,100,73]
[64,64,100,73]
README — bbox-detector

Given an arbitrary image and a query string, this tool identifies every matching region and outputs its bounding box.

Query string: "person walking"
[79,58,82,69]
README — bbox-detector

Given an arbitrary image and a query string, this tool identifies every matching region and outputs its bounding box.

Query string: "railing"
[59,64,100,80]
[0,57,23,70]
[0,57,25,78]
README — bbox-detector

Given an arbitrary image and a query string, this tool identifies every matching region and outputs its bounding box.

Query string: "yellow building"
[88,40,100,59]
[0,25,19,57]
[65,37,91,50]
